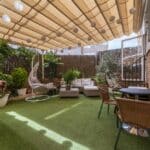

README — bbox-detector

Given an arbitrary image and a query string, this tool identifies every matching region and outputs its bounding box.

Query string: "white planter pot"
[17,88,27,96]
[0,93,10,107]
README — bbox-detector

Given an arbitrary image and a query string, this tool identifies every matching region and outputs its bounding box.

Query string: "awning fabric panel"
[0,0,144,50]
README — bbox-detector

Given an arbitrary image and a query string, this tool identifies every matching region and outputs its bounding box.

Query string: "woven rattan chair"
[98,87,117,118]
[114,98,150,150]
[28,62,56,94]
[105,73,122,99]
[26,62,56,102]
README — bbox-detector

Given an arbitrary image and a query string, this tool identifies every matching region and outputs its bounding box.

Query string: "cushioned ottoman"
[59,88,79,98]
[83,86,99,97]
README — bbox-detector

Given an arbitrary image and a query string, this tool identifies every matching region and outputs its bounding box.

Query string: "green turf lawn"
[0,95,149,150]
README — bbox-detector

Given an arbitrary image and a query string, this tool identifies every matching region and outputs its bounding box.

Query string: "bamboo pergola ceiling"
[0,0,145,50]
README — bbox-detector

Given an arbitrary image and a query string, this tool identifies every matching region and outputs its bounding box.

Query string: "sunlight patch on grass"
[6,111,90,150]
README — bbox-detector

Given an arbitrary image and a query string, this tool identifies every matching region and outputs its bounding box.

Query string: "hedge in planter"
[11,67,28,91]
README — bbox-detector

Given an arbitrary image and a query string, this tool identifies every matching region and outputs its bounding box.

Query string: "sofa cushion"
[84,85,98,90]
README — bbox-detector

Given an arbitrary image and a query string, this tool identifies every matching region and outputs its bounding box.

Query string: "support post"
[41,54,44,80]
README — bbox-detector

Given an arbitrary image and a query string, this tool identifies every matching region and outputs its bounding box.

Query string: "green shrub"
[0,72,13,90]
[11,67,28,89]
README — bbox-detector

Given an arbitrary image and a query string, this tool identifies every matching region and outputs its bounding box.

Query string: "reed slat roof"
[0,0,145,50]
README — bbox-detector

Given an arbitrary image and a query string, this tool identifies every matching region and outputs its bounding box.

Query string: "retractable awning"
[0,0,145,50]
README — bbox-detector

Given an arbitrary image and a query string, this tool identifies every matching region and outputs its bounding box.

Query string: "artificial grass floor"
[0,95,150,150]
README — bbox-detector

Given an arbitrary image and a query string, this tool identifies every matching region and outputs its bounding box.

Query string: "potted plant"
[63,69,80,90]
[11,67,28,96]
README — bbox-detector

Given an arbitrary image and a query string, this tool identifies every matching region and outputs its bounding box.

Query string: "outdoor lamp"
[41,35,46,41]
[91,22,96,27]
[14,0,24,11]
[56,32,61,37]
[100,29,106,34]
[109,16,115,22]
[73,28,78,33]
[2,14,11,23]
[116,19,122,24]
[130,8,136,14]
[88,36,92,41]
[26,38,31,43]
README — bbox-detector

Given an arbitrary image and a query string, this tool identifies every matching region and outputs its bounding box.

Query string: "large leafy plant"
[0,39,13,71]
[96,52,119,74]
[44,52,61,65]
[44,52,62,79]
[0,39,13,57]
[63,69,80,88]
[11,67,28,89]
[0,40,35,73]
[16,46,35,63]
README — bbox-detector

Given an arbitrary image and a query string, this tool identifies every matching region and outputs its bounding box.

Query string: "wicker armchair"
[98,87,117,118]
[114,98,150,150]
[105,72,121,90]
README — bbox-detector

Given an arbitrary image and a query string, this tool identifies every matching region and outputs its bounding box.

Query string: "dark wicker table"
[120,88,150,100]
[119,87,150,137]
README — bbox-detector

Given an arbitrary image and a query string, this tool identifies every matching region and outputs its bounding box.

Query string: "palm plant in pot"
[11,67,28,96]
[63,69,80,90]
